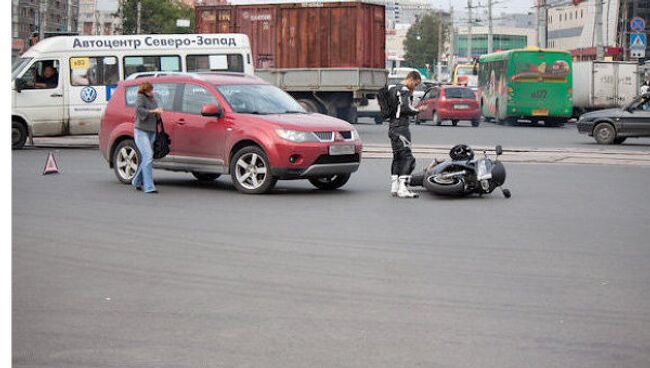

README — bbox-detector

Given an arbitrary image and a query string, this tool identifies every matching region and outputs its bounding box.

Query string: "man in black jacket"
[389,71,425,198]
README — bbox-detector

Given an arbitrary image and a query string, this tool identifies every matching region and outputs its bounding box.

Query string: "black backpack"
[377,85,399,120]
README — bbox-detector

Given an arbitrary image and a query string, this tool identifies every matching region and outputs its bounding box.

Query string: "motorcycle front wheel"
[423,175,466,196]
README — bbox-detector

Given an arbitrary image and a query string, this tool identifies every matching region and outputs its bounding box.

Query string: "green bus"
[478,47,573,126]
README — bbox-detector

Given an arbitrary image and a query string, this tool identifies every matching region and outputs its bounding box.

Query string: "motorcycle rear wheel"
[423,175,466,196]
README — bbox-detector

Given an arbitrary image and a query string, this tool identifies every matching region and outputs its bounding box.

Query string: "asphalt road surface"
[356,118,650,152]
[13,149,650,368]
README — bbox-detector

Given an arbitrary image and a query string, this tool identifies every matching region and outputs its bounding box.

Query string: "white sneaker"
[397,176,419,198]
[390,175,399,196]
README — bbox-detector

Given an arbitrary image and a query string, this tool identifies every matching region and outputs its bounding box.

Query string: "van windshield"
[12,57,32,80]
[217,84,306,115]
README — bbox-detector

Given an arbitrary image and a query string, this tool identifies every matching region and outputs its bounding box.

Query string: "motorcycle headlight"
[275,128,318,143]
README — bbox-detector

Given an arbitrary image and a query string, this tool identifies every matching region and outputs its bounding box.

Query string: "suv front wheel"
[230,146,277,194]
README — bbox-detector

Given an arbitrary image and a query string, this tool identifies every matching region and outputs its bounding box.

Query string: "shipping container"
[195,1,385,69]
[573,61,640,113]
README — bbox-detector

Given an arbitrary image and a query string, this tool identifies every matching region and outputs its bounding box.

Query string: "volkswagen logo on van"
[80,86,97,103]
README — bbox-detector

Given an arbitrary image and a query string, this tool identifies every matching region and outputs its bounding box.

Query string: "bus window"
[70,56,119,86]
[186,54,244,73]
[123,55,181,79]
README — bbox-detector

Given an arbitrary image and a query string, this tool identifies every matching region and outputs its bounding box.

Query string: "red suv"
[415,85,480,127]
[99,74,362,194]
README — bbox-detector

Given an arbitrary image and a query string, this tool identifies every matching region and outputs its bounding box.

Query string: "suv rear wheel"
[308,174,351,190]
[230,146,277,194]
[113,139,140,184]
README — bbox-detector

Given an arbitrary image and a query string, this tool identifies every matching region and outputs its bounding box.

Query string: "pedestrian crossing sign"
[630,33,647,50]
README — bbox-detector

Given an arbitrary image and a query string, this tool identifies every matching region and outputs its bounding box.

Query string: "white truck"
[572,61,641,115]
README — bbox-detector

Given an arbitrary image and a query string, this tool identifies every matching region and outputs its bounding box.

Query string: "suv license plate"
[329,144,355,156]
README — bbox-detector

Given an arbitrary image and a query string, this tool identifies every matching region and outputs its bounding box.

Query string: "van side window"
[70,56,119,86]
[181,84,217,115]
[20,60,60,90]
[125,83,179,111]
[186,54,244,73]
[123,56,181,79]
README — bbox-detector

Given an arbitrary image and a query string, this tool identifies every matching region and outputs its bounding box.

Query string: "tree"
[403,12,449,72]
[118,0,194,35]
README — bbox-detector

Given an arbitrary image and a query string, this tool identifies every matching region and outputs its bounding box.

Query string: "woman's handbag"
[153,117,171,159]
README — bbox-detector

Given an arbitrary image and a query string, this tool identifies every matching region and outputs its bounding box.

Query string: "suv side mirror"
[201,104,224,118]
[495,145,503,155]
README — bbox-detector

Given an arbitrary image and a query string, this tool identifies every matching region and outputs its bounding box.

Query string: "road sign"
[630,17,646,33]
[630,33,647,49]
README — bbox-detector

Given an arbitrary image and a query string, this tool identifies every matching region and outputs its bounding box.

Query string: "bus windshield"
[456,67,473,76]
[12,57,32,80]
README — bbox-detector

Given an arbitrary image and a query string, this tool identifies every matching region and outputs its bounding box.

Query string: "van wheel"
[593,123,616,144]
[12,120,27,150]
[112,139,140,184]
[192,172,220,181]
[230,146,277,194]
[308,174,351,190]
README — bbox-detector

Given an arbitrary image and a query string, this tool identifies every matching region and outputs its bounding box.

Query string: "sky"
[430,0,535,14]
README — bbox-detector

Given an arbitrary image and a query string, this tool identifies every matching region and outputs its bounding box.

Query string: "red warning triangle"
[42,152,60,175]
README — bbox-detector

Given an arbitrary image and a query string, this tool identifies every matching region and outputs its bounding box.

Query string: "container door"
[616,64,639,107]
[592,62,616,108]
[14,58,66,136]
[236,6,276,68]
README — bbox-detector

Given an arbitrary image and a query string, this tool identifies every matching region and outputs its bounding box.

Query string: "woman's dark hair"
[138,81,153,95]
[406,71,422,82]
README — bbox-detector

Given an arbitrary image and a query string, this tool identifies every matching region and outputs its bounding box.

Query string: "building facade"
[12,0,80,57]
[453,26,535,59]
[546,0,649,60]
[78,0,121,35]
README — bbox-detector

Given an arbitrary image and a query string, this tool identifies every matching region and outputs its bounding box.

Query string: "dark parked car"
[577,93,650,144]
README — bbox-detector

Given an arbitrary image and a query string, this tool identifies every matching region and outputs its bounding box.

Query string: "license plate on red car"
[454,104,469,109]
[329,144,355,156]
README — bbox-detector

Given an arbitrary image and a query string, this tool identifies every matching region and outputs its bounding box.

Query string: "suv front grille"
[314,131,334,141]
[314,154,360,165]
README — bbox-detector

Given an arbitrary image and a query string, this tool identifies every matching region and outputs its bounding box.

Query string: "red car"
[415,85,481,127]
[99,74,362,194]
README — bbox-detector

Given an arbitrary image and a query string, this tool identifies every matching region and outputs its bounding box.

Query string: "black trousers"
[388,125,416,176]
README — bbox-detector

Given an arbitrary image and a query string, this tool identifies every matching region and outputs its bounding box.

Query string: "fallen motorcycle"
[409,144,511,198]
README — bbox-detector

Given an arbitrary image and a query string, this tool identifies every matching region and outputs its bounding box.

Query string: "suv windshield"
[445,87,475,99]
[217,84,306,114]
[12,57,32,80]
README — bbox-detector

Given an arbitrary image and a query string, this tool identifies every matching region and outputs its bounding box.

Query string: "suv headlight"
[351,128,360,141]
[275,128,318,143]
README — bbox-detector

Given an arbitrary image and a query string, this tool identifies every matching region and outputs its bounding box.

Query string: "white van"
[11,33,253,149]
